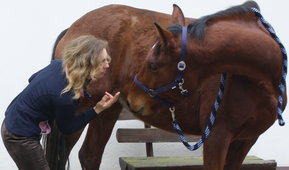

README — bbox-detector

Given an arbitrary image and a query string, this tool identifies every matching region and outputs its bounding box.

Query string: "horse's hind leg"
[224,137,258,170]
[78,104,122,170]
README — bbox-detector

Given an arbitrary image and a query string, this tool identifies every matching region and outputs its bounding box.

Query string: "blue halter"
[134,27,189,108]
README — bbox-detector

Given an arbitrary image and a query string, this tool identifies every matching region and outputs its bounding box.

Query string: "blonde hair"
[61,35,110,99]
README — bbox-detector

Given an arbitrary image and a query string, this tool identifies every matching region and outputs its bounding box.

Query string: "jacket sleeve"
[53,102,97,134]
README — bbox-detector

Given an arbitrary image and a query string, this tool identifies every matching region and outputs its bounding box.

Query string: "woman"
[1,35,120,170]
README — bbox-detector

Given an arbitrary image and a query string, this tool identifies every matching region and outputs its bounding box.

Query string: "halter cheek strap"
[177,27,187,79]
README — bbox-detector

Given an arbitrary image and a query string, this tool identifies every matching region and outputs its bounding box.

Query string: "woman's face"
[91,48,110,81]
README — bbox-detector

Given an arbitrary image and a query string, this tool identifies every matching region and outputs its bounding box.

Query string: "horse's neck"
[189,24,282,88]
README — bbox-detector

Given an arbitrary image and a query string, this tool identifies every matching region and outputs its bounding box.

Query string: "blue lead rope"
[251,7,287,126]
[172,73,226,151]
[173,8,287,151]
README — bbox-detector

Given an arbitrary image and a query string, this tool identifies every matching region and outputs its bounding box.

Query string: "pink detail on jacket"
[39,120,51,134]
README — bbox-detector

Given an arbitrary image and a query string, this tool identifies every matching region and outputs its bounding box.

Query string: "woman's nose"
[105,61,110,68]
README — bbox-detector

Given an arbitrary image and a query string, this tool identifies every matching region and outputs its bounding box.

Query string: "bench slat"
[117,128,199,143]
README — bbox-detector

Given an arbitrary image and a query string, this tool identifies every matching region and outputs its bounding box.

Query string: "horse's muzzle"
[129,105,144,116]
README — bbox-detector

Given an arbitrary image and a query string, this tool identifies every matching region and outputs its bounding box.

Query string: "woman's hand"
[93,92,120,114]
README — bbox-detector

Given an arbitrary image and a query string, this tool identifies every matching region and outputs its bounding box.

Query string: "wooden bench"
[117,109,277,170]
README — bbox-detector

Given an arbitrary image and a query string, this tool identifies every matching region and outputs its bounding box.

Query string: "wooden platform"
[277,168,289,170]
[119,156,276,170]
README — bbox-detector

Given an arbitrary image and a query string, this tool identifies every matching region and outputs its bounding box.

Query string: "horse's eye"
[148,62,158,71]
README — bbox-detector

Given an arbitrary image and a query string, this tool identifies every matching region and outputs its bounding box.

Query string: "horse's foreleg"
[203,126,232,170]
[224,137,258,170]
[78,104,122,170]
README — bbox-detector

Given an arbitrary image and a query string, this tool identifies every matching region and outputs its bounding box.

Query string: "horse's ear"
[172,4,185,26]
[154,23,174,46]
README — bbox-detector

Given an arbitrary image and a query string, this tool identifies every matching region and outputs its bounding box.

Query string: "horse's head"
[127,5,199,116]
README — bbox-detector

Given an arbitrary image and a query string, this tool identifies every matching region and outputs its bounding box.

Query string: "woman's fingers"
[112,92,120,98]
[112,92,120,103]
[105,92,114,98]
[105,92,120,101]
[94,92,121,114]
[107,92,120,104]
[103,92,120,107]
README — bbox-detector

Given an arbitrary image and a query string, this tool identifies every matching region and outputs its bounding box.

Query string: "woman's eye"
[149,63,158,71]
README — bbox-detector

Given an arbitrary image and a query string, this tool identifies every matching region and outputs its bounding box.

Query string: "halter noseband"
[133,27,189,108]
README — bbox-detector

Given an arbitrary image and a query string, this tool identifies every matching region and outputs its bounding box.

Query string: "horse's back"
[54,5,174,59]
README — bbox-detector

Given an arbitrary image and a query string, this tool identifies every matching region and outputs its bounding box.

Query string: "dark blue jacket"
[4,60,96,140]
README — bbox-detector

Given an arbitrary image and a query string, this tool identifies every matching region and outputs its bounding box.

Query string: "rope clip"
[178,78,188,95]
[169,107,176,121]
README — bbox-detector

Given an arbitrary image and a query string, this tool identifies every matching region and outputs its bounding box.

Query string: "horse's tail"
[42,122,69,170]
[51,28,68,60]
[42,28,70,170]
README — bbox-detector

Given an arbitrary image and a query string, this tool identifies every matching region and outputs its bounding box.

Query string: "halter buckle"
[177,61,186,71]
[148,89,157,97]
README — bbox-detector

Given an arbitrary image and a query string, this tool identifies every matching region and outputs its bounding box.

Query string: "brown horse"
[46,1,286,170]
[127,1,287,170]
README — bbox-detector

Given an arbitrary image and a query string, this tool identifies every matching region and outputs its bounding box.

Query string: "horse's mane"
[168,1,259,42]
